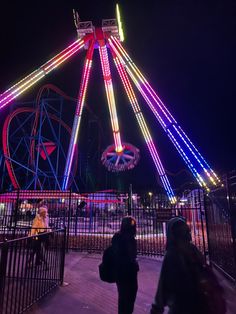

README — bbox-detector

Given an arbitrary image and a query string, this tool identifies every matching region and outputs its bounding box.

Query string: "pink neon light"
[1,43,83,107]
[0,35,92,111]
[98,43,123,153]
[63,41,95,190]
[111,50,175,201]
[109,36,219,189]
[110,36,176,124]
[0,190,122,204]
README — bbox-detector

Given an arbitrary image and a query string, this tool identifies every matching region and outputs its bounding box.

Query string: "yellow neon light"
[116,4,124,42]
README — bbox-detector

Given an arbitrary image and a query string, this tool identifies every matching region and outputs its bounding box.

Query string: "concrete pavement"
[27,252,235,314]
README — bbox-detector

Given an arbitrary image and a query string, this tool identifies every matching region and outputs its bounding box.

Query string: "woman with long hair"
[112,216,139,314]
[150,217,226,314]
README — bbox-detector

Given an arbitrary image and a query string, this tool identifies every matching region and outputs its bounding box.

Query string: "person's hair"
[166,217,191,249]
[78,201,86,209]
[120,216,136,236]
[172,219,191,241]
[38,205,48,215]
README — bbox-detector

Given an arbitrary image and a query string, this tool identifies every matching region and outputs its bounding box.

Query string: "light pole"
[148,192,153,207]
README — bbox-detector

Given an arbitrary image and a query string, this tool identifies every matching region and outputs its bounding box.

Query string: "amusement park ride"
[0,5,221,203]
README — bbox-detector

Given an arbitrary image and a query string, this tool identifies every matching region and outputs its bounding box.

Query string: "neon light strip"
[112,36,220,186]
[110,36,175,124]
[109,36,219,189]
[108,39,167,131]
[0,190,122,203]
[111,51,176,203]
[0,36,91,111]
[62,41,95,190]
[98,43,123,152]
[177,125,220,183]
[116,4,124,42]
[124,62,207,187]
[2,39,84,95]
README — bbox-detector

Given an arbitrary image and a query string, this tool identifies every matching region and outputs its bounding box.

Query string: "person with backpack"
[150,217,226,314]
[112,216,139,314]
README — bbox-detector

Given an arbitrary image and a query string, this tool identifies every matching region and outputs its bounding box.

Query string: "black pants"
[116,276,138,314]
[28,234,48,265]
[28,239,43,265]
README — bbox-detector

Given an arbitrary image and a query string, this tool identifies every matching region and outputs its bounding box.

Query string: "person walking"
[150,217,226,314]
[28,205,50,267]
[112,216,139,314]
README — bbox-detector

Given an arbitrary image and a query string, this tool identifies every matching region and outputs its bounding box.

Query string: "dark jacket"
[150,217,219,314]
[151,243,207,314]
[112,232,139,281]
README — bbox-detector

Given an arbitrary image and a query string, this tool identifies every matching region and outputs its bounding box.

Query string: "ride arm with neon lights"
[108,36,220,190]
[110,45,176,203]
[97,31,123,153]
[0,34,92,111]
[62,40,95,190]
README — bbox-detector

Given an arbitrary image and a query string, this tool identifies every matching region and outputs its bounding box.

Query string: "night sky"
[0,1,235,192]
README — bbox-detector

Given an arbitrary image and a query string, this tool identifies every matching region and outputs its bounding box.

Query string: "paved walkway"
[28,252,236,314]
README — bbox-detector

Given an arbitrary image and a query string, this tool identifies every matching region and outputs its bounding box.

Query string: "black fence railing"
[1,184,235,311]
[0,228,66,314]
[0,227,30,243]
[0,189,207,258]
[57,206,207,258]
[206,171,236,281]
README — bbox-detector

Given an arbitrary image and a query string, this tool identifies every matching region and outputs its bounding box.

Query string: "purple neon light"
[111,51,176,202]
[62,42,94,190]
[110,36,177,123]
[109,36,220,189]
[0,37,89,111]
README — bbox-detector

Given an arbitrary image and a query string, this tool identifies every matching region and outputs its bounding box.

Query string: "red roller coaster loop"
[2,107,75,189]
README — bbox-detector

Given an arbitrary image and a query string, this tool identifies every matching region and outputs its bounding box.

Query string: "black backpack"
[99,245,116,283]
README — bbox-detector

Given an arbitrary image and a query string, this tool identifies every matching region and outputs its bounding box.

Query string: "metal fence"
[205,171,236,281]
[0,228,66,314]
[1,184,236,313]
[0,189,207,258]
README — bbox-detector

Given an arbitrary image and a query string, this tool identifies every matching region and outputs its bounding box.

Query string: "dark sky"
[0,1,235,192]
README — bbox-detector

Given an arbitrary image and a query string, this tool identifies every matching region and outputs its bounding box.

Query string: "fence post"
[203,192,212,266]
[0,241,8,313]
[226,172,236,277]
[12,189,20,237]
[75,202,79,236]
[66,189,72,253]
[60,228,66,285]
[89,194,94,233]
[128,184,132,216]
[198,190,207,263]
